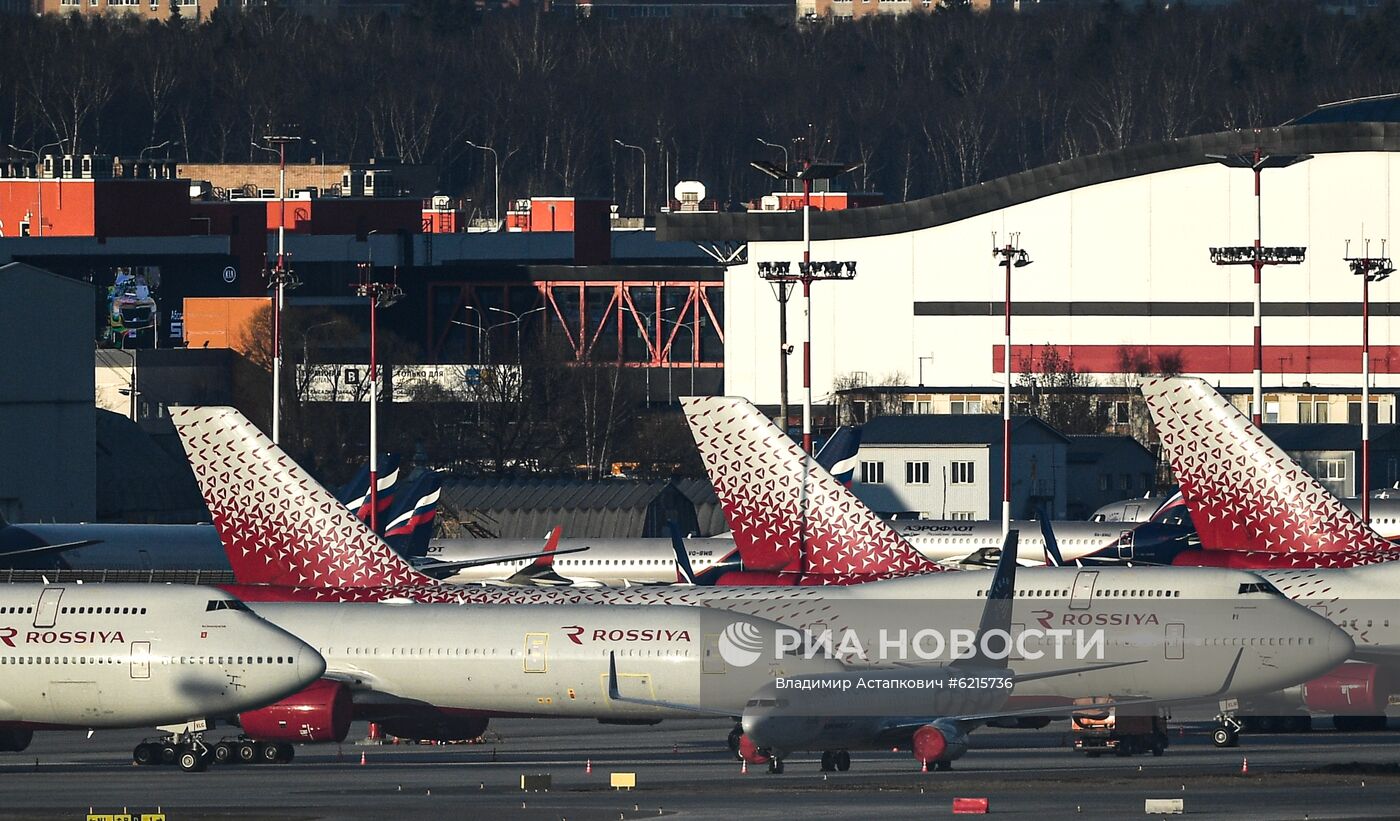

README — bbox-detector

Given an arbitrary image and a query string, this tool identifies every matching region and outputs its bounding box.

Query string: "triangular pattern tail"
[681,396,941,578]
[172,406,430,587]
[1142,377,1395,555]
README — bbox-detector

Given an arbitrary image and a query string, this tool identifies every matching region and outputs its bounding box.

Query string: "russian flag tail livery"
[681,396,942,580]
[339,454,402,529]
[382,471,442,557]
[171,406,431,588]
[1141,377,1397,560]
[816,426,862,488]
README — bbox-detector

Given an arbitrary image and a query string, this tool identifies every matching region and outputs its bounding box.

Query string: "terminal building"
[660,102,1400,430]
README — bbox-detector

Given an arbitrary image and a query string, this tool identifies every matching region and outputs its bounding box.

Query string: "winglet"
[531,527,562,569]
[607,650,622,702]
[1038,508,1066,567]
[668,520,698,585]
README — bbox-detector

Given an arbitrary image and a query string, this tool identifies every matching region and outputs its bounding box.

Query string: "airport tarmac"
[6,718,1400,820]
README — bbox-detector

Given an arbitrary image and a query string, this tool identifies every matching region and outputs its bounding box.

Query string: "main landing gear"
[818,750,852,772]
[211,737,294,765]
[132,723,212,772]
[1212,713,1243,748]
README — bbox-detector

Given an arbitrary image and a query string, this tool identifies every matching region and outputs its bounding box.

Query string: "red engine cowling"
[737,733,770,765]
[1303,662,1393,715]
[912,723,969,764]
[377,713,490,743]
[239,679,352,743]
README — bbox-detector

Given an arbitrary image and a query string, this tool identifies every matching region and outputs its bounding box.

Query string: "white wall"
[725,151,1400,404]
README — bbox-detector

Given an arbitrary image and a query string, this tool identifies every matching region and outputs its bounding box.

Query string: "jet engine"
[1302,662,1393,715]
[238,679,352,743]
[911,722,969,765]
[736,733,770,765]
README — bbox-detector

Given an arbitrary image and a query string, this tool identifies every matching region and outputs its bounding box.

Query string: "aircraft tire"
[934,760,952,771]
[767,757,784,775]
[1212,726,1238,748]
[212,742,236,764]
[132,743,157,766]
[819,751,835,772]
[159,744,178,765]
[275,743,295,763]
[177,748,209,773]
[835,751,850,771]
[727,727,743,760]
[257,742,282,764]
[237,741,258,763]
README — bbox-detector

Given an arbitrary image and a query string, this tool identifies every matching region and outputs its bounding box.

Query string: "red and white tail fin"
[172,406,430,588]
[1142,377,1394,554]
[681,396,941,579]
[532,526,562,569]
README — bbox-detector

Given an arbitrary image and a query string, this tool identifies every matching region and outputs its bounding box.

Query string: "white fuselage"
[427,521,1142,586]
[0,585,322,729]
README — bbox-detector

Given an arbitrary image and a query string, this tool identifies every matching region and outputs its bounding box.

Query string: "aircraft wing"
[412,546,590,580]
[605,652,738,718]
[0,539,102,558]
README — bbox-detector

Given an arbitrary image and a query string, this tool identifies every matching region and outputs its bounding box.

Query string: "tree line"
[5,2,1400,217]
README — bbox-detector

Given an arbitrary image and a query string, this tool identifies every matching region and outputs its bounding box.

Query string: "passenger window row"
[0,606,34,614]
[61,606,147,615]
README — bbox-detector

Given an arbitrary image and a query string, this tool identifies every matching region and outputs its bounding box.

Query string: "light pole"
[638,306,677,405]
[139,139,177,163]
[488,305,547,366]
[1207,147,1310,424]
[992,233,1032,540]
[465,140,500,229]
[1345,239,1395,524]
[352,259,403,535]
[614,140,647,217]
[253,134,301,444]
[8,140,66,237]
[659,312,699,401]
[751,156,860,454]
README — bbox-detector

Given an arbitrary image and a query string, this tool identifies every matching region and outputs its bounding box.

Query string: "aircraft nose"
[1325,621,1356,668]
[298,645,328,685]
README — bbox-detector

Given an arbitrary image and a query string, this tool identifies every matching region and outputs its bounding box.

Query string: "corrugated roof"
[438,478,699,539]
[1066,435,1154,465]
[1260,423,1400,452]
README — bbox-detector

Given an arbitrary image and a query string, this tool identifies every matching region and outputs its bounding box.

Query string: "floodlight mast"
[254,132,302,445]
[1207,145,1310,425]
[992,234,1032,541]
[352,250,403,535]
[1345,237,1395,525]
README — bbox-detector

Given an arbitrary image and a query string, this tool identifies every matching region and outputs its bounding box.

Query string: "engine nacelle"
[737,733,770,765]
[378,713,489,743]
[1303,662,1393,715]
[0,728,33,752]
[239,679,352,743]
[911,722,969,764]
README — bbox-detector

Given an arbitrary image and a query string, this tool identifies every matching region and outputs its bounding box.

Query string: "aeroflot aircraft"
[0,584,323,770]
[167,404,1351,759]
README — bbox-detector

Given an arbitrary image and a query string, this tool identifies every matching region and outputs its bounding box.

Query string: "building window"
[950,511,974,520]
[906,461,931,485]
[1264,400,1280,424]
[1317,458,1347,481]
[860,461,884,484]
[1114,401,1130,425]
[916,400,931,414]
[1099,474,1109,491]
[950,461,974,485]
[901,401,915,415]
[1119,473,1131,490]
[950,395,983,415]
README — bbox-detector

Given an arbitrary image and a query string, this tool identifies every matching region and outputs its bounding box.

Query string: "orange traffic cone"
[1241,757,1248,775]
[360,752,367,766]
[741,759,748,775]
[586,759,592,774]
[921,759,928,773]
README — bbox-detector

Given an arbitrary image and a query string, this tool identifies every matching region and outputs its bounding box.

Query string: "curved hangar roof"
[658,121,1400,244]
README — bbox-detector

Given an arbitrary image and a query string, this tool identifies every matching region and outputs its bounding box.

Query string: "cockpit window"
[206,599,252,612]
[1237,582,1282,596]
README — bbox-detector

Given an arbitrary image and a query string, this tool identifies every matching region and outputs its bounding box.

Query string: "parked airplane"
[0,583,324,770]
[1142,376,1400,738]
[681,398,1193,571]
[169,404,1353,757]
[613,533,1162,773]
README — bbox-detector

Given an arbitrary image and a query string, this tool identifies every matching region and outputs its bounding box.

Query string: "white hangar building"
[660,105,1400,416]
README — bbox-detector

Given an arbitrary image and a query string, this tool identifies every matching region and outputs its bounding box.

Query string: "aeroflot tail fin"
[681,396,941,579]
[951,531,1018,670]
[668,521,698,585]
[1141,377,1396,555]
[171,406,432,588]
[338,454,402,531]
[815,426,862,487]
[1037,509,1067,567]
[382,471,442,557]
